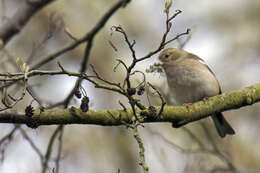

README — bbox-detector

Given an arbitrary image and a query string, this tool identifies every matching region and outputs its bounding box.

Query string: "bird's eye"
[165,54,169,58]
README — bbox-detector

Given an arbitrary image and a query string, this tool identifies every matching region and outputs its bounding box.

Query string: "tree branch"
[0,0,56,46]
[30,0,132,70]
[0,83,259,126]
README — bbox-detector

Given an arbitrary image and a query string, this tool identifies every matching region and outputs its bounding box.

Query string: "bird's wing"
[188,53,222,94]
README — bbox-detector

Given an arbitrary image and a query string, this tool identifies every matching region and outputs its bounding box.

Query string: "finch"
[159,48,235,138]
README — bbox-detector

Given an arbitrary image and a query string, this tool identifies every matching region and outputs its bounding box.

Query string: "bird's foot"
[203,97,210,102]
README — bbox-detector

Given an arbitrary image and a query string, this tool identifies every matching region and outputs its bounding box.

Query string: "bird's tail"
[211,112,235,138]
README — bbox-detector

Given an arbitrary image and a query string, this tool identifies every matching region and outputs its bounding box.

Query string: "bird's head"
[159,48,186,64]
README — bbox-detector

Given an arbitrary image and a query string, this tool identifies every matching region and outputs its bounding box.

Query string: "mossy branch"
[0,83,259,126]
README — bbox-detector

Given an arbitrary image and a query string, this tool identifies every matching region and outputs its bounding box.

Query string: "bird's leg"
[202,96,210,102]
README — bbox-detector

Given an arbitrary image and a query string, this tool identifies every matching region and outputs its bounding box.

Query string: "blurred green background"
[0,0,260,172]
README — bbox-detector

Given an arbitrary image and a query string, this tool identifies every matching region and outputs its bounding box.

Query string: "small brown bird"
[159,48,235,138]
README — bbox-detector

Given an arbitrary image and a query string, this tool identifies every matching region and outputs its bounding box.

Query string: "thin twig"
[63,64,126,95]
[177,29,192,49]
[200,123,237,172]
[130,70,146,88]
[136,8,189,63]
[30,0,131,70]
[147,82,166,117]
[1,81,27,112]
[118,100,127,112]
[112,26,136,60]
[0,125,20,145]
[163,29,190,46]
[108,40,118,52]
[41,125,63,173]
[20,128,44,163]
[64,27,78,41]
[26,87,42,106]
[0,125,20,162]
[90,64,123,89]
[55,125,64,173]
[182,127,205,149]
[0,0,56,45]
[58,0,131,109]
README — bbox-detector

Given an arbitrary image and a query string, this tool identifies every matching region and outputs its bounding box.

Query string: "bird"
[158,48,235,138]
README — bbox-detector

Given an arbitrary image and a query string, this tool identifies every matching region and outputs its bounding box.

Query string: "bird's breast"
[163,63,219,105]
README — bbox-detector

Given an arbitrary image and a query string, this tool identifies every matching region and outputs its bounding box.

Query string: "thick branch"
[0,0,56,45]
[0,83,259,126]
